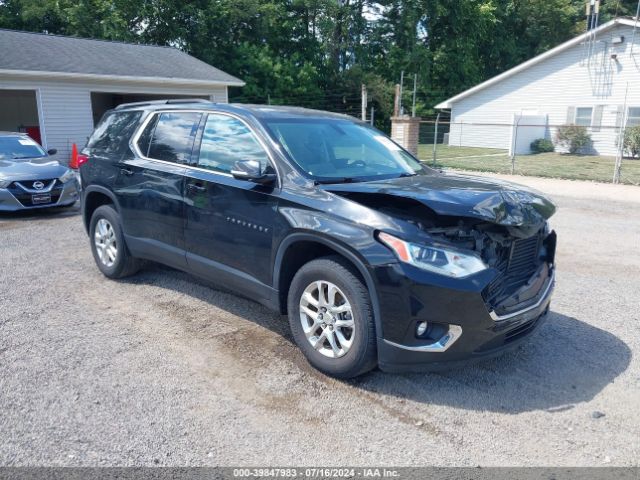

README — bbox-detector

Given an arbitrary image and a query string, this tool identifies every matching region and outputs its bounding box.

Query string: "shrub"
[622,126,640,158]
[530,138,555,153]
[554,125,592,154]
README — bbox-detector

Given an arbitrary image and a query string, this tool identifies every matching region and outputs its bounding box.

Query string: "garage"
[89,92,210,125]
[0,89,42,144]
[0,29,244,164]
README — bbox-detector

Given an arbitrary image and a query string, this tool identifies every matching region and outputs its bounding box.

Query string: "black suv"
[80,100,557,378]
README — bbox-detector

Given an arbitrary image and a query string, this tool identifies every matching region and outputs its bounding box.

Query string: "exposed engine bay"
[332,191,556,310]
[334,193,544,262]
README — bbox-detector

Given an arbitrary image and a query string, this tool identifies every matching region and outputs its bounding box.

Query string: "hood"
[0,157,68,181]
[323,172,556,228]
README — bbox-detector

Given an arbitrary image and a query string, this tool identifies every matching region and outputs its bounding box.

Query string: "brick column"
[391,116,421,156]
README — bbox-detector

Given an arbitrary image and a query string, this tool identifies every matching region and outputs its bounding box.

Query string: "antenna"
[586,0,601,67]
[630,0,640,56]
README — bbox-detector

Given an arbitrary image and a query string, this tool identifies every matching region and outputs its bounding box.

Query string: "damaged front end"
[424,219,556,316]
[318,174,558,371]
[328,187,557,318]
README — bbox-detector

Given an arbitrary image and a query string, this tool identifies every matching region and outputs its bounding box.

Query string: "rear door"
[115,110,202,269]
[184,112,280,301]
[83,110,143,191]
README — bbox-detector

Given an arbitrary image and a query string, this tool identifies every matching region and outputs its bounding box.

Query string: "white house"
[0,29,244,163]
[436,18,640,156]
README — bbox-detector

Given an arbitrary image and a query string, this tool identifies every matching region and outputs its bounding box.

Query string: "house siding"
[0,77,228,163]
[447,24,640,156]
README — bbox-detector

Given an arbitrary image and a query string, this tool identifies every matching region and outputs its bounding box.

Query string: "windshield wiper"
[314,177,358,185]
[397,172,417,178]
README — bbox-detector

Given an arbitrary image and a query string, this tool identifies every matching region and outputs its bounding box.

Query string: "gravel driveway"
[1,175,638,467]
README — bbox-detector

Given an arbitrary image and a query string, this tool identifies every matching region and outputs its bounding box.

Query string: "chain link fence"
[418,114,640,186]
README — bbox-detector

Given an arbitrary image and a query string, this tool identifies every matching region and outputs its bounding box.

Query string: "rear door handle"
[187,183,206,193]
[120,167,134,176]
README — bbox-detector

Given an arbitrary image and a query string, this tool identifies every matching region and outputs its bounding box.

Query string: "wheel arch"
[273,233,383,339]
[82,186,120,234]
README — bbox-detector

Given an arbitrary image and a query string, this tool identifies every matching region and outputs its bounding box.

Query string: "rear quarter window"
[140,112,202,164]
[87,111,142,155]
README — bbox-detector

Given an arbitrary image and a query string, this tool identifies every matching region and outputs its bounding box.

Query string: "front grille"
[483,233,543,309]
[12,179,57,191]
[8,179,62,207]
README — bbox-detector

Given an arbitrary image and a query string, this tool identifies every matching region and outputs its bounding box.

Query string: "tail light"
[77,154,89,167]
[69,154,89,169]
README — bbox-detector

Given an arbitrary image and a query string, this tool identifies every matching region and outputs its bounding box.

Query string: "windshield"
[263,118,427,182]
[0,136,47,160]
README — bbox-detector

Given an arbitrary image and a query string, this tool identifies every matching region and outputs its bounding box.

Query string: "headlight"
[58,169,76,183]
[378,231,488,278]
[0,179,11,188]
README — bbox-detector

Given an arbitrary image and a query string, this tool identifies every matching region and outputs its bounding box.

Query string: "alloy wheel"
[299,280,355,358]
[94,218,117,268]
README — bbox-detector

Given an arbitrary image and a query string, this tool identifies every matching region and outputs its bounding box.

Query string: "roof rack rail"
[115,98,213,110]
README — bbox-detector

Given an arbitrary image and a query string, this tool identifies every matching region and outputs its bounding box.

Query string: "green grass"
[417,145,640,185]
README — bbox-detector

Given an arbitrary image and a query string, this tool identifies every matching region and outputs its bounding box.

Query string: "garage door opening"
[90,93,210,125]
[0,89,42,145]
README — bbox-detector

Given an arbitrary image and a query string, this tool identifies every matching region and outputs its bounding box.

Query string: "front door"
[184,112,280,303]
[115,111,202,269]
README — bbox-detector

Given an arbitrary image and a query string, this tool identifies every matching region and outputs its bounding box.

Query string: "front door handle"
[120,167,134,176]
[187,183,206,193]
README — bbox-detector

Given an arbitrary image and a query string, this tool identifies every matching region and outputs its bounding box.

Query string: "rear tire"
[89,204,141,279]
[287,256,377,378]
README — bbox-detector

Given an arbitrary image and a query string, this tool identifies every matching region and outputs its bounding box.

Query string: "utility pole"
[361,84,367,122]
[370,106,375,126]
[510,114,522,175]
[411,74,417,117]
[393,84,401,117]
[399,70,404,115]
[432,112,440,166]
[614,82,630,184]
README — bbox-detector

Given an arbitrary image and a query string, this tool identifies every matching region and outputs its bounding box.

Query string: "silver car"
[0,132,80,211]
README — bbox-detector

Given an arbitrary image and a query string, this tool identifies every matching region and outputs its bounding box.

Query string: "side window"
[197,114,269,174]
[628,107,640,127]
[87,111,142,154]
[141,112,201,164]
[136,114,158,158]
[574,107,593,127]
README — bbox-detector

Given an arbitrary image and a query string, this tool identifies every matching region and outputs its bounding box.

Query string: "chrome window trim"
[489,269,555,322]
[129,109,281,187]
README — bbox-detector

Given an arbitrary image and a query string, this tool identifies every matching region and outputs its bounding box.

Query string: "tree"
[0,0,615,127]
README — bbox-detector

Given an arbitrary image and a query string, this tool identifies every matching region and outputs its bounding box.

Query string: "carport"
[0,89,42,144]
[90,93,210,125]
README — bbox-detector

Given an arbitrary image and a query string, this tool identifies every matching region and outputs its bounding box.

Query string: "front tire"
[89,204,141,279]
[287,256,377,378]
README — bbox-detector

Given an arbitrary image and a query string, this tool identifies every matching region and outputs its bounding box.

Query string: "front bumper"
[374,258,555,373]
[0,178,80,211]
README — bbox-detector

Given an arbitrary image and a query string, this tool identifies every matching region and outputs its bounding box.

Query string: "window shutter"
[566,106,576,125]
[615,105,624,128]
[592,105,604,132]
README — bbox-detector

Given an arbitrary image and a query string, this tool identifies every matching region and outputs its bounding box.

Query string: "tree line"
[1,0,638,128]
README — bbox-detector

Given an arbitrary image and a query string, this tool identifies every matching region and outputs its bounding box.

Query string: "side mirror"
[231,160,276,185]
[47,149,57,156]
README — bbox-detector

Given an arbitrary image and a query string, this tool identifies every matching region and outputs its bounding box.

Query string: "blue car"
[0,132,80,211]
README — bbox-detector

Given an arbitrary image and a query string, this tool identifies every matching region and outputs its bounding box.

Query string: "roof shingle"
[0,29,243,86]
